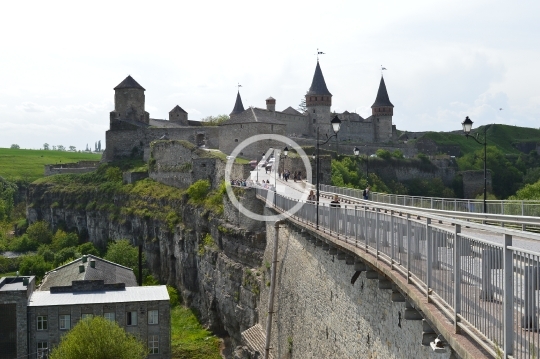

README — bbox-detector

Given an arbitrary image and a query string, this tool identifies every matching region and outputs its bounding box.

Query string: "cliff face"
[26,181,266,348]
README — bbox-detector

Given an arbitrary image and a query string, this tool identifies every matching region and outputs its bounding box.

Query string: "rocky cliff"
[26,179,266,353]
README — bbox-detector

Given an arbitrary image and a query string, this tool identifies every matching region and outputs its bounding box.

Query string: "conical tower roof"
[307,61,332,96]
[114,75,145,90]
[371,77,393,107]
[230,91,245,115]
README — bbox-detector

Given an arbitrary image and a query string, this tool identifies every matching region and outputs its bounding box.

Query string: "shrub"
[167,285,180,307]
[51,230,79,251]
[78,242,99,256]
[27,221,53,245]
[54,247,79,267]
[187,180,211,202]
[19,254,52,280]
[9,234,39,252]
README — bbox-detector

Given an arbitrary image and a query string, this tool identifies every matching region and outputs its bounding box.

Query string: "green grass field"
[0,148,102,181]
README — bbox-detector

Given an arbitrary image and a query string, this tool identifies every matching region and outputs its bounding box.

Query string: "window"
[37,315,48,331]
[81,313,93,320]
[59,315,70,330]
[148,335,159,354]
[104,312,115,321]
[148,310,159,325]
[37,341,48,357]
[126,311,137,326]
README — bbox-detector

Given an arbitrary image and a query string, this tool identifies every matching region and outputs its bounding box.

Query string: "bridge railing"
[257,187,540,358]
[319,184,540,217]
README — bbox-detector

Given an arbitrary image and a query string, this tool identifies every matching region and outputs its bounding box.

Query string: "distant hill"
[0,148,102,181]
[417,124,540,156]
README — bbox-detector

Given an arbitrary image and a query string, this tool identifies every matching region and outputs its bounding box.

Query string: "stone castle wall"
[258,221,450,359]
[219,123,286,160]
[44,161,100,177]
[461,170,492,199]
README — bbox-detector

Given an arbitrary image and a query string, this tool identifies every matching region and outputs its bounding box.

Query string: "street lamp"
[273,147,288,202]
[353,146,369,181]
[461,116,488,213]
[314,116,342,229]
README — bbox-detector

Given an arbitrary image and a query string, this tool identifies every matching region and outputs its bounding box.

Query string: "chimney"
[82,255,88,263]
[79,264,85,273]
[90,260,96,268]
[266,97,276,112]
[23,277,29,286]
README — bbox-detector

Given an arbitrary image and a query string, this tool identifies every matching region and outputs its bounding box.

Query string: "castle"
[103,61,396,161]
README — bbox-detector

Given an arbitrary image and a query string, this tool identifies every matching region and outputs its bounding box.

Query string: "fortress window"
[313,109,316,113]
[235,139,238,142]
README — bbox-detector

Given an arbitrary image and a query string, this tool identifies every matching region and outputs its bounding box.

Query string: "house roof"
[306,61,332,96]
[38,255,138,291]
[114,75,145,91]
[230,91,245,116]
[371,76,394,108]
[170,105,187,113]
[282,106,302,115]
[28,285,169,307]
[227,107,285,125]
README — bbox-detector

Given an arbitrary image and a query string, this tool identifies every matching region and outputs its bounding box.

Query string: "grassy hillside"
[420,124,540,155]
[0,148,101,181]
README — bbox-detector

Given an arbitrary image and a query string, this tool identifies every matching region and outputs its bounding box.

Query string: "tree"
[10,144,20,149]
[19,254,52,280]
[104,239,142,280]
[49,316,147,359]
[297,92,308,113]
[27,221,53,245]
[98,140,102,151]
[43,143,50,150]
[57,145,65,151]
[69,146,76,152]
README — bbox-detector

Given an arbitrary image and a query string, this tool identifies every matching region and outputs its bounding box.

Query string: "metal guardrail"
[257,187,540,358]
[320,184,540,217]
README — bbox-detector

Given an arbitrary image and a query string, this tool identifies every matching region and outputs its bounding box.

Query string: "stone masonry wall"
[257,219,450,359]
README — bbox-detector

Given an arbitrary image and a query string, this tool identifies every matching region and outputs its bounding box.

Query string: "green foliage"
[457,146,522,198]
[26,221,53,245]
[204,181,226,214]
[510,179,540,200]
[187,180,211,202]
[53,247,79,267]
[391,149,404,159]
[170,306,221,359]
[166,211,180,231]
[9,234,39,252]
[51,230,79,251]
[49,316,147,359]
[375,149,392,160]
[0,256,21,274]
[198,233,217,256]
[19,254,52,280]
[167,285,180,307]
[143,274,160,286]
[104,240,142,281]
[200,114,229,126]
[78,242,100,256]
[405,178,455,198]
[37,245,55,262]
[105,167,123,182]
[0,176,16,220]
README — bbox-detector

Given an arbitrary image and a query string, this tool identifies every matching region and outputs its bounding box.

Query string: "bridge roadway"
[248,171,540,359]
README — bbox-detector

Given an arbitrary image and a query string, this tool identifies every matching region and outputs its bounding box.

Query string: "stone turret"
[306,61,333,134]
[169,105,188,125]
[112,75,150,124]
[371,76,394,141]
[371,76,394,116]
[266,97,276,112]
[230,91,245,116]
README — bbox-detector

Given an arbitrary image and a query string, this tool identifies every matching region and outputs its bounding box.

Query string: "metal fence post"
[364,206,368,252]
[355,206,358,247]
[376,209,380,260]
[390,210,395,270]
[426,218,432,301]
[407,213,411,284]
[503,233,513,357]
[453,224,462,334]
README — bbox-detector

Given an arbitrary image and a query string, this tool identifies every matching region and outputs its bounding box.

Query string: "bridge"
[245,174,540,359]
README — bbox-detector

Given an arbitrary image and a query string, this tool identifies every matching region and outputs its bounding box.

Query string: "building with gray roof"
[0,255,170,359]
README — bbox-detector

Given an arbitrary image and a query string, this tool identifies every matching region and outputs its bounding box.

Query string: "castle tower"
[169,105,188,125]
[113,75,149,124]
[230,91,245,116]
[306,61,332,133]
[266,97,276,112]
[371,76,394,141]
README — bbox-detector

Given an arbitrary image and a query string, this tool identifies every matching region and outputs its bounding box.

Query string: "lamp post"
[274,146,288,186]
[353,146,369,181]
[462,116,487,213]
[314,116,342,229]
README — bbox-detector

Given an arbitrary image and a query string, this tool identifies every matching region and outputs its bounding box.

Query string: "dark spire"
[230,91,245,115]
[307,61,332,96]
[114,75,145,90]
[371,76,393,108]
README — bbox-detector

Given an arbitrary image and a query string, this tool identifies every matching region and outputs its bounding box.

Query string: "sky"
[0,0,539,150]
